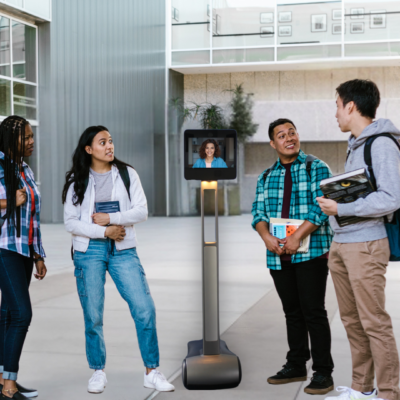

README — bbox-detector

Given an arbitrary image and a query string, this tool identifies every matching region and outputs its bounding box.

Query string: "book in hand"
[319,168,375,227]
[95,201,120,214]
[269,217,310,254]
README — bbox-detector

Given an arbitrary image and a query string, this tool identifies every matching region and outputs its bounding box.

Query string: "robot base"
[182,339,242,390]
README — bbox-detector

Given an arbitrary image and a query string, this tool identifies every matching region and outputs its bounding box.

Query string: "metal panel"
[38,0,166,222]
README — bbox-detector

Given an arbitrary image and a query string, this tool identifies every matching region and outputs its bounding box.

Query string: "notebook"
[269,217,310,254]
[95,201,120,214]
[319,168,375,227]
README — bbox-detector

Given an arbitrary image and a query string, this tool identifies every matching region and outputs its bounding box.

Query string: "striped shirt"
[251,150,333,270]
[0,152,45,258]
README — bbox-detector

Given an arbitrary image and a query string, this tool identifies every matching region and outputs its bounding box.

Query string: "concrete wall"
[182,66,400,213]
[38,0,166,222]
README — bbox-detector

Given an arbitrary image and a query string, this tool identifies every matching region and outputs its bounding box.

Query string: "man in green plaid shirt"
[251,118,334,395]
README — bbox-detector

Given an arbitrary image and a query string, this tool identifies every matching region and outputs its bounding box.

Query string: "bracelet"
[34,257,44,263]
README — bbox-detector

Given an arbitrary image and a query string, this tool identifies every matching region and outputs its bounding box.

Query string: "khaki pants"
[329,239,400,400]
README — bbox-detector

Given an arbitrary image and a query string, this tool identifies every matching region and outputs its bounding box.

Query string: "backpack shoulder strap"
[117,164,131,201]
[305,154,317,179]
[262,161,278,183]
[364,133,400,189]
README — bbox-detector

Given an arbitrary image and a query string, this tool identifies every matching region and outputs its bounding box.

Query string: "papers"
[269,217,310,254]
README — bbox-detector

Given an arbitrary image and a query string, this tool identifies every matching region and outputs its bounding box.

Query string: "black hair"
[336,79,380,119]
[0,115,28,229]
[62,125,133,205]
[268,118,297,140]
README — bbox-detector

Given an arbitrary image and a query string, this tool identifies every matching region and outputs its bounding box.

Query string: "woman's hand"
[34,260,47,280]
[16,187,27,207]
[105,225,126,241]
[92,213,110,226]
[282,234,301,255]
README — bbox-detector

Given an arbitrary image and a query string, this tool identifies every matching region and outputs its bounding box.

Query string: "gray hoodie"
[330,118,400,243]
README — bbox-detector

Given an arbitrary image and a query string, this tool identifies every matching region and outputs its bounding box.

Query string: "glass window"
[6,0,23,7]
[0,17,10,77]
[172,50,210,65]
[212,0,276,49]
[13,82,37,120]
[24,0,51,20]
[277,0,343,45]
[172,0,210,50]
[344,1,400,44]
[12,21,36,83]
[277,44,341,61]
[213,47,274,63]
[0,79,11,116]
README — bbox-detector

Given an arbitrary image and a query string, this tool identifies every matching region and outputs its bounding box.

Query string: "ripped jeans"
[73,239,159,370]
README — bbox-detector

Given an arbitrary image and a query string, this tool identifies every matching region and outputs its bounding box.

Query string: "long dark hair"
[62,125,132,205]
[0,115,27,227]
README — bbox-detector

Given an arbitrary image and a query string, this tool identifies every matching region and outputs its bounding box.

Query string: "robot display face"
[184,129,237,181]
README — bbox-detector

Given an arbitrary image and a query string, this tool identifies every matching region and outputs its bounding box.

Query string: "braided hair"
[0,115,27,228]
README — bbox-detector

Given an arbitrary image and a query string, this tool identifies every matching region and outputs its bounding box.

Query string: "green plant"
[197,103,228,129]
[226,84,258,143]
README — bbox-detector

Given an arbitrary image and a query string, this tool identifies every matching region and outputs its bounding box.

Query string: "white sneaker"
[325,386,378,400]
[144,370,175,392]
[88,370,107,394]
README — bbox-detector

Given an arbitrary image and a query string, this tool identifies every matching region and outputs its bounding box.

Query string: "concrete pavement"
[10,216,400,399]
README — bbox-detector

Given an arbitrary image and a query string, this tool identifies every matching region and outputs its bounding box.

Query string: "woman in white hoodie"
[62,126,174,394]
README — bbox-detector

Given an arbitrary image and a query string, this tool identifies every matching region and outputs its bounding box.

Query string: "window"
[0,14,37,124]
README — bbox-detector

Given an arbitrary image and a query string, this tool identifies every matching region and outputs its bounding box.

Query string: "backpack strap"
[262,161,278,183]
[117,164,131,201]
[364,133,400,189]
[305,154,317,179]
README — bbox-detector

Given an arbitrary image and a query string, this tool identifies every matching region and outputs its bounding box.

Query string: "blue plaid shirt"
[0,152,45,258]
[251,150,333,270]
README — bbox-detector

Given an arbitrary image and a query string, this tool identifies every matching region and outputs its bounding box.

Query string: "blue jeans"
[73,239,159,369]
[0,247,34,381]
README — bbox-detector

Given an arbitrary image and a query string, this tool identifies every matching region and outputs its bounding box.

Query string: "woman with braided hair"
[0,116,47,400]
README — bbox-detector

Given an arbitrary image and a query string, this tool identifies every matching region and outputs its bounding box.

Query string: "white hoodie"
[64,165,147,252]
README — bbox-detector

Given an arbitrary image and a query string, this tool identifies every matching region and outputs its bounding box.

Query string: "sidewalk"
[17,216,400,399]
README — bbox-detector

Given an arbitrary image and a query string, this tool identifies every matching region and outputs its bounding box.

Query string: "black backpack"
[262,154,318,183]
[363,133,400,261]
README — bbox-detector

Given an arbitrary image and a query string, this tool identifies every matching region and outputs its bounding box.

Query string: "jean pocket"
[138,264,150,295]
[74,268,87,297]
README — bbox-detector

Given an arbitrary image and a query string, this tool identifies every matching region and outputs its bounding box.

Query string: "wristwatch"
[34,257,44,263]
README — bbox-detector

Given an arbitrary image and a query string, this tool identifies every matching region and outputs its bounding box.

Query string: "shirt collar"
[276,149,306,169]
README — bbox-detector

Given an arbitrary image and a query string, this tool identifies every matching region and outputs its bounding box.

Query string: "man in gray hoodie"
[317,79,400,400]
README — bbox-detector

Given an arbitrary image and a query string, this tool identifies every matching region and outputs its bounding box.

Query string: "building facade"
[0,0,399,220]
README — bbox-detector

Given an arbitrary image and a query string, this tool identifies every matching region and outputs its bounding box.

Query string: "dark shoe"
[267,364,307,384]
[1,390,29,399]
[304,372,334,395]
[0,384,37,399]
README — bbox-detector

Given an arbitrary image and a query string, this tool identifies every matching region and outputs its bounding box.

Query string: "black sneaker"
[0,383,37,398]
[304,372,334,395]
[267,364,307,385]
[1,390,29,399]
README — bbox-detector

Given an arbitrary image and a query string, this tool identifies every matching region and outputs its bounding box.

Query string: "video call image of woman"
[192,139,228,168]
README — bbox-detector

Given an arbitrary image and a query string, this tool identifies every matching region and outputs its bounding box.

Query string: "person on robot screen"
[62,126,174,395]
[192,139,228,168]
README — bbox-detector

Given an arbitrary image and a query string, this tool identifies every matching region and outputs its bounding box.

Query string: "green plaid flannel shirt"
[251,150,333,270]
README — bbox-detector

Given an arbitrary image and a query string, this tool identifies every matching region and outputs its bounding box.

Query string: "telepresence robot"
[182,130,241,390]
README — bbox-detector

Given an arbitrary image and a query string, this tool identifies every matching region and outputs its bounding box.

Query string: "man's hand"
[283,234,301,255]
[34,260,47,280]
[316,197,338,216]
[263,233,286,256]
[92,213,111,226]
